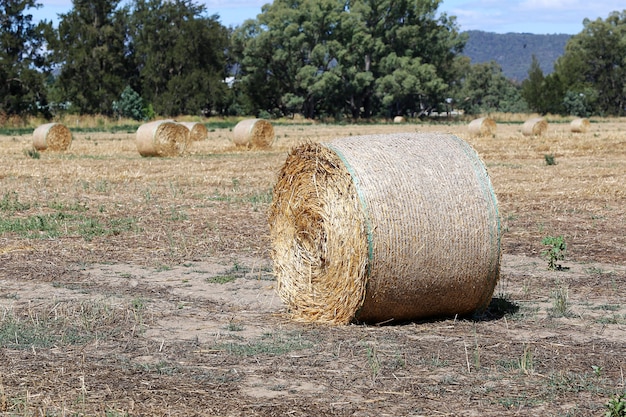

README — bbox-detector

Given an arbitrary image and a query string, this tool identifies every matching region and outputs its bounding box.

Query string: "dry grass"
[0,116,625,416]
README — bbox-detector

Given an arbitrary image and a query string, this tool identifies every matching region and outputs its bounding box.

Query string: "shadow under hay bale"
[232,118,274,149]
[32,123,72,151]
[180,121,208,141]
[136,120,190,157]
[268,133,501,325]
[570,118,590,133]
[468,117,497,137]
[521,117,548,136]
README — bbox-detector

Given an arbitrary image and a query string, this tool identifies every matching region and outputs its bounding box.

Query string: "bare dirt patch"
[1,119,625,416]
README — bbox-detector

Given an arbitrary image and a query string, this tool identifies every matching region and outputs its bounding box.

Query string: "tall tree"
[454,61,526,115]
[0,0,53,117]
[554,10,626,116]
[233,0,465,119]
[130,0,229,116]
[51,0,131,115]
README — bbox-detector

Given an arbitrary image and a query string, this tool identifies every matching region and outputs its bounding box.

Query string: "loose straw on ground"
[32,123,72,151]
[521,117,548,136]
[232,119,274,149]
[468,117,497,137]
[136,120,190,157]
[570,118,590,133]
[268,133,501,325]
[180,122,208,141]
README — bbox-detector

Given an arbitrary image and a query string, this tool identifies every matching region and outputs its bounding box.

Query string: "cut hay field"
[1,118,625,416]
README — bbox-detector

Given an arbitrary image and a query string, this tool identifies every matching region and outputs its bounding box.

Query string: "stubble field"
[0,117,625,416]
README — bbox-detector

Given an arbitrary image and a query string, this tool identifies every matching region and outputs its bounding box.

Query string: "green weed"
[541,235,567,270]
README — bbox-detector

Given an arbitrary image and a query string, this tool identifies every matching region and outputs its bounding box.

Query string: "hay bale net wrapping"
[269,133,501,324]
[136,120,191,157]
[232,119,274,148]
[180,122,208,141]
[570,118,590,133]
[468,117,497,137]
[521,117,548,136]
[32,123,72,151]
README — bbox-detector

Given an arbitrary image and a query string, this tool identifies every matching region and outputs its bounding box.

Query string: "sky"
[31,0,626,35]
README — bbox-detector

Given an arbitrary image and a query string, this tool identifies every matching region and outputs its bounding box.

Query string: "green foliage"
[555,11,626,116]
[232,0,465,119]
[51,0,133,115]
[130,0,229,116]
[544,154,556,165]
[605,393,626,417]
[455,60,526,115]
[0,0,53,117]
[541,236,567,270]
[112,86,146,121]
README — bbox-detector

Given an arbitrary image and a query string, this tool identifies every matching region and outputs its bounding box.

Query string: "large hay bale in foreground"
[521,117,548,136]
[232,118,274,148]
[570,118,590,133]
[468,117,497,137]
[269,133,501,324]
[136,120,190,157]
[180,122,208,141]
[32,123,72,151]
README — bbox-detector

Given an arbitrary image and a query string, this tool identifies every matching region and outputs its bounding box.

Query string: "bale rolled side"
[136,120,190,157]
[269,133,501,324]
[393,116,406,123]
[232,119,274,149]
[180,122,208,141]
[570,118,590,133]
[32,123,72,151]
[521,117,548,136]
[468,117,497,137]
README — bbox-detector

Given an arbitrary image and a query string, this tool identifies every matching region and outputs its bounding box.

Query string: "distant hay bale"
[393,116,406,123]
[268,133,501,325]
[232,119,274,149]
[180,122,208,141]
[135,120,190,157]
[570,118,590,133]
[521,117,548,136]
[32,123,72,151]
[468,117,497,137]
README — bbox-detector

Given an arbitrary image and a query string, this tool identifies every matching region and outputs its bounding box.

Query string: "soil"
[1,119,625,416]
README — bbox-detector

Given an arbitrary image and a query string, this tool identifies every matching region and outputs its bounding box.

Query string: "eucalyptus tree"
[51,0,132,115]
[130,0,229,116]
[233,0,465,119]
[0,0,53,116]
[554,10,626,116]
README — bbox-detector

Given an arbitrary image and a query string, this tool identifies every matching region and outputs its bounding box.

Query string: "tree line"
[2,0,626,120]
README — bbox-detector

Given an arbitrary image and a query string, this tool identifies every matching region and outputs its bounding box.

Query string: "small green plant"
[605,392,626,417]
[23,147,40,159]
[544,154,556,165]
[541,235,567,270]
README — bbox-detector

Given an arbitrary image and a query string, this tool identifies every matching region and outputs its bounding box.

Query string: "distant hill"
[462,30,572,82]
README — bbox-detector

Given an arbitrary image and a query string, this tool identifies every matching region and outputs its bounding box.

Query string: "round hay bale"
[232,118,274,148]
[468,117,497,137]
[521,117,548,136]
[180,121,208,141]
[393,116,406,123]
[570,118,590,133]
[268,133,501,324]
[32,123,72,151]
[135,120,190,157]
